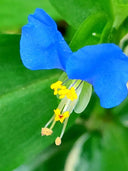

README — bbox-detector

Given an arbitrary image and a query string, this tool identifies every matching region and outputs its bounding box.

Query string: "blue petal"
[66,44,128,108]
[20,8,71,70]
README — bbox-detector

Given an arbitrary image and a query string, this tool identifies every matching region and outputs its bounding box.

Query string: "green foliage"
[70,13,109,50]
[65,123,128,171]
[112,0,128,28]
[0,34,83,171]
[0,34,62,170]
[15,124,86,171]
[50,0,113,29]
[0,0,61,32]
[50,0,128,29]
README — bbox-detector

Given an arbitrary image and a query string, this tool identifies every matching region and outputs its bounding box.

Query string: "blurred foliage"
[0,0,128,171]
[50,0,113,29]
[50,0,128,29]
[0,0,61,32]
[65,123,128,171]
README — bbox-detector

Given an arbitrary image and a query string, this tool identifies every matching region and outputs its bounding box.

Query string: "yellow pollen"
[58,89,69,99]
[50,81,63,95]
[54,108,69,123]
[41,128,53,136]
[51,81,77,101]
[61,85,67,90]
[50,81,62,89]
[55,137,61,146]
[58,87,77,101]
[66,87,77,101]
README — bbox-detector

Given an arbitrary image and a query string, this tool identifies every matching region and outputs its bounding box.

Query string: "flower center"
[41,79,83,145]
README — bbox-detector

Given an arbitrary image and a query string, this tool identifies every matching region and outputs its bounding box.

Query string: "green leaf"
[112,0,128,28]
[0,34,60,95]
[65,123,128,171]
[15,124,86,171]
[49,0,128,30]
[0,0,61,32]
[49,0,112,29]
[65,133,90,171]
[69,13,109,51]
[0,34,73,171]
[0,34,82,171]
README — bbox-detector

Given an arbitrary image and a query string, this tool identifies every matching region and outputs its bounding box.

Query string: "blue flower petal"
[20,8,71,71]
[66,44,128,108]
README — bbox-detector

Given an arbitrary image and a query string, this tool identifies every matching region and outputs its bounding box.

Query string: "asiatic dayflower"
[20,8,128,145]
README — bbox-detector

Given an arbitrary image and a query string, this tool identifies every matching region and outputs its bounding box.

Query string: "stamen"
[57,97,67,111]
[58,89,69,99]
[49,119,56,129]
[50,81,63,95]
[57,86,77,101]
[54,108,69,123]
[61,78,69,85]
[55,118,69,146]
[41,128,53,136]
[50,81,62,89]
[66,87,77,101]
[42,79,84,145]
[50,80,78,101]
[55,137,61,146]
[60,118,69,138]
[45,115,54,128]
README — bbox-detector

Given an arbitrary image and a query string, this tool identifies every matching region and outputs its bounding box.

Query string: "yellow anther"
[59,95,65,99]
[58,89,69,99]
[58,89,69,95]
[50,81,77,100]
[55,137,61,146]
[54,108,60,116]
[50,81,63,95]
[50,81,67,95]
[66,87,77,101]
[54,89,58,95]
[58,87,77,101]
[41,128,53,136]
[54,108,69,123]
[50,81,62,89]
[61,85,67,90]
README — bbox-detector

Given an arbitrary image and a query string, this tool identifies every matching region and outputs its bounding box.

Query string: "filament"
[45,115,54,128]
[60,118,69,138]
[49,120,56,129]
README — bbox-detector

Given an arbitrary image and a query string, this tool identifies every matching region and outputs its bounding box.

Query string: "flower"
[20,8,71,71]
[20,8,128,145]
